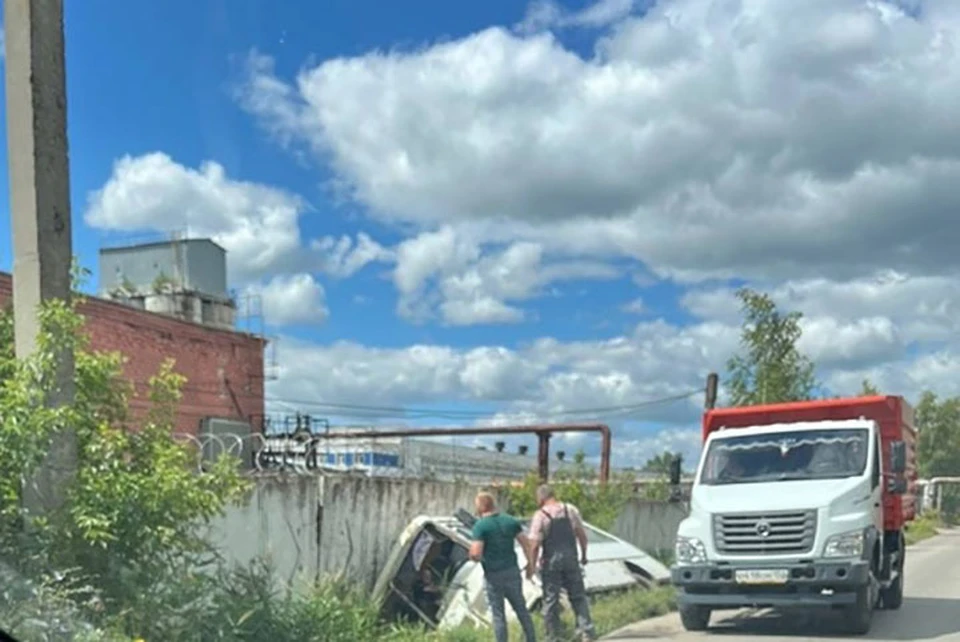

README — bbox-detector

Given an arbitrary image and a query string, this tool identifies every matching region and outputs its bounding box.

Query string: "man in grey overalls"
[528,484,596,641]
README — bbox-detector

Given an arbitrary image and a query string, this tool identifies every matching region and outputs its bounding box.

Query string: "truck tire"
[881,546,904,610]
[846,581,877,635]
[679,604,711,631]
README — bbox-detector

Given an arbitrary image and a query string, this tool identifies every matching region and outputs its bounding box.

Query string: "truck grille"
[713,510,816,556]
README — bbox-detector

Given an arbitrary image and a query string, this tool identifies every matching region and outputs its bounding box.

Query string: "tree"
[915,392,960,521]
[0,290,249,633]
[726,288,818,406]
[860,379,880,395]
[916,391,960,479]
[641,451,677,476]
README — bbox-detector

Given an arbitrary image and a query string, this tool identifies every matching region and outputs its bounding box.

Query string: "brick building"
[0,272,265,435]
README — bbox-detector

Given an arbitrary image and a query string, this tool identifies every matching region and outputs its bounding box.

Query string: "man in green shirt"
[469,491,537,642]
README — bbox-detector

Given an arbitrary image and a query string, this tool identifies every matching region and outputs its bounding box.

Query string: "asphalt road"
[604,529,960,641]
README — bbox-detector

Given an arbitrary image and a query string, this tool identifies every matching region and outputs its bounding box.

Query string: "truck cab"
[671,397,915,635]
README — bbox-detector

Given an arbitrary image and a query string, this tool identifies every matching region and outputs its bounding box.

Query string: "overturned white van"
[371,509,670,631]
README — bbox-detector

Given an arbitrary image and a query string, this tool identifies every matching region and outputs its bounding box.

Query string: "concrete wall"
[318,476,482,588]
[208,475,319,586]
[210,476,689,591]
[212,474,487,590]
[611,498,688,555]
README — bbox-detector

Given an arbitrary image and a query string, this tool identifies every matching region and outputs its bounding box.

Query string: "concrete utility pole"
[5,0,77,513]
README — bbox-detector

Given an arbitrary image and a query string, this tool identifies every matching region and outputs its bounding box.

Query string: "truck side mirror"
[889,441,907,474]
[669,456,683,486]
[886,477,908,495]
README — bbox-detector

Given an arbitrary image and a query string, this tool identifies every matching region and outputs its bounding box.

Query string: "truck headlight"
[824,529,864,558]
[675,536,707,565]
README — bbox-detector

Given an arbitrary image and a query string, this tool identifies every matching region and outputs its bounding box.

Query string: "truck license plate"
[734,569,789,585]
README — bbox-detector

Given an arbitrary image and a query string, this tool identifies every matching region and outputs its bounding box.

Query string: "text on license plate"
[734,569,789,585]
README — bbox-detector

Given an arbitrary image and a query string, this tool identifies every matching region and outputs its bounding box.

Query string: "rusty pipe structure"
[304,423,612,484]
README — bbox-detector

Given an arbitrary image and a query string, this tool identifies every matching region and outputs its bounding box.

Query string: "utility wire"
[262,389,701,421]
[122,378,701,422]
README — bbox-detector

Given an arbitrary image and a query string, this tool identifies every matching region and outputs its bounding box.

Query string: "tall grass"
[0,557,675,642]
[905,511,944,545]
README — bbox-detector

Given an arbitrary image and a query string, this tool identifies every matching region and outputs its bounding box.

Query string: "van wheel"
[679,604,711,631]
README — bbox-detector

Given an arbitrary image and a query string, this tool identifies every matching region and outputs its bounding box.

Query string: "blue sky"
[0,0,685,348]
[1,0,959,467]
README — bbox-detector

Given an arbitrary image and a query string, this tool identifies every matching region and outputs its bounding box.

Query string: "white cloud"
[311,232,394,278]
[86,153,306,282]
[222,0,960,465]
[682,271,960,347]
[516,0,637,34]
[239,0,960,283]
[85,153,392,286]
[614,427,703,470]
[393,226,618,325]
[679,270,960,401]
[245,273,329,326]
[269,317,736,427]
[263,262,960,463]
[622,297,646,315]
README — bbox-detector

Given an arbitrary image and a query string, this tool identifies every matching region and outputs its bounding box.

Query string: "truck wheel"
[679,604,711,631]
[846,582,876,635]
[881,547,904,610]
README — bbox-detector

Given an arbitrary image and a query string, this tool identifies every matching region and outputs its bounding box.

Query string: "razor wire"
[170,431,544,480]
[171,432,407,477]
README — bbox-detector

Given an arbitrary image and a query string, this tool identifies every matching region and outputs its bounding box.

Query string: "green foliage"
[639,477,670,501]
[860,378,880,395]
[151,271,176,293]
[501,449,635,530]
[916,392,960,479]
[36,561,674,642]
[641,451,676,476]
[117,560,387,642]
[905,511,943,545]
[0,296,249,635]
[915,392,960,520]
[726,288,818,406]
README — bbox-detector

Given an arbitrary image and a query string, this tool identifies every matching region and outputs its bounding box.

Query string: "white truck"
[671,396,917,635]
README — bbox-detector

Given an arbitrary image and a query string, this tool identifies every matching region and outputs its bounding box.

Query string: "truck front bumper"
[671,560,870,610]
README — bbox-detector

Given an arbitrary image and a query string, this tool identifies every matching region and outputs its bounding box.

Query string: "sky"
[1,0,959,468]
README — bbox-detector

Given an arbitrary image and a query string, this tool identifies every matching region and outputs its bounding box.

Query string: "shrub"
[500,450,635,529]
[0,287,248,636]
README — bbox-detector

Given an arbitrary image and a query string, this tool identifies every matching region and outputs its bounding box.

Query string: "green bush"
[500,450,635,530]
[0,289,248,637]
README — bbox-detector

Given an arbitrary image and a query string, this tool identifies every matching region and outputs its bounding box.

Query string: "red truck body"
[702,396,918,532]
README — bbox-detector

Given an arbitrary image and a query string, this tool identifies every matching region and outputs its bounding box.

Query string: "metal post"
[599,427,611,483]
[705,372,719,410]
[5,0,77,514]
[537,432,551,483]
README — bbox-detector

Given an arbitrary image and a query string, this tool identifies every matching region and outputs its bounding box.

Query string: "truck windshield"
[700,428,869,485]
